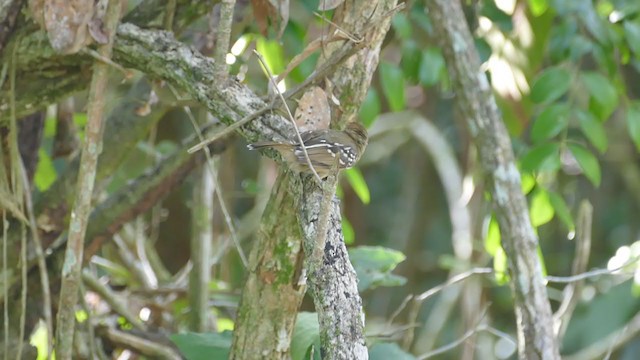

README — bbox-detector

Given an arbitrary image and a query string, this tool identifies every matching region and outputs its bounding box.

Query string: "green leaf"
[391,13,412,39]
[530,189,554,227]
[256,38,285,74]
[170,331,232,360]
[520,143,561,172]
[581,71,619,120]
[493,246,508,285]
[359,89,381,127]
[349,246,407,292]
[548,191,575,231]
[380,62,406,112]
[527,0,549,16]
[34,149,57,192]
[531,103,570,142]
[626,102,640,151]
[291,312,321,360]
[342,216,355,245]
[568,143,601,186]
[625,20,640,55]
[521,173,536,195]
[577,110,608,153]
[530,67,571,104]
[401,41,422,84]
[345,168,370,204]
[419,47,445,87]
[484,216,501,256]
[370,343,416,360]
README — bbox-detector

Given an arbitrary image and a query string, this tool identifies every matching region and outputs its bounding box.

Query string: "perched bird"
[247,122,368,178]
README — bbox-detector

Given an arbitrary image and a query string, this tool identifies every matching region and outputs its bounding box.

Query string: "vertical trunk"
[427,1,560,359]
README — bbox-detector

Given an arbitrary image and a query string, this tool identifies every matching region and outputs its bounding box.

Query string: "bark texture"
[427,1,560,359]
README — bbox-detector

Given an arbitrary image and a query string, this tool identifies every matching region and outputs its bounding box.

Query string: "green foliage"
[568,143,601,186]
[577,110,608,153]
[369,343,416,360]
[530,189,554,227]
[581,71,619,120]
[169,331,232,360]
[349,246,407,292]
[291,312,321,360]
[34,149,56,191]
[345,168,370,204]
[379,62,406,112]
[419,47,445,87]
[626,101,640,151]
[530,67,571,104]
[520,143,561,172]
[359,89,381,126]
[530,103,570,142]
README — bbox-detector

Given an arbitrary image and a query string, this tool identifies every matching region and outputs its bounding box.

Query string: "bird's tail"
[247,142,285,150]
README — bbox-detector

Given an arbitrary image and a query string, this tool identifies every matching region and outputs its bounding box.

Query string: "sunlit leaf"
[531,103,570,142]
[530,189,554,227]
[530,67,571,104]
[520,143,561,172]
[568,143,601,186]
[521,173,536,195]
[34,149,57,192]
[484,216,501,256]
[345,168,370,204]
[577,110,608,153]
[527,0,549,16]
[493,246,508,285]
[342,216,355,245]
[380,62,406,112]
[256,38,285,74]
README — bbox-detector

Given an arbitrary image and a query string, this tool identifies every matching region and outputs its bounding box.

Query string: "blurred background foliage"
[24,0,640,358]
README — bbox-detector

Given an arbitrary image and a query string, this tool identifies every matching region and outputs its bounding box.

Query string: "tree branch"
[426,1,560,359]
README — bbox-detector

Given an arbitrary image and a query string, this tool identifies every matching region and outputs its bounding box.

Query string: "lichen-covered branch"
[426,1,560,359]
[294,0,397,358]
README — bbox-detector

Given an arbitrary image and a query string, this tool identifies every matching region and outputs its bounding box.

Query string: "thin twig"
[401,268,493,349]
[98,326,181,359]
[81,270,146,331]
[254,50,323,183]
[181,101,248,267]
[545,256,640,283]
[187,106,271,153]
[554,200,592,339]
[416,305,491,360]
[55,1,123,357]
[20,160,53,358]
[2,212,7,360]
[213,0,236,77]
[164,0,177,31]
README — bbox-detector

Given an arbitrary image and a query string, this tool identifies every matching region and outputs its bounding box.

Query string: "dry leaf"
[251,0,289,38]
[295,86,331,132]
[43,0,95,54]
[317,0,345,11]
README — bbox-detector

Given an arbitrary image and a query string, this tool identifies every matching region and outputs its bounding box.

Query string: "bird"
[247,122,368,178]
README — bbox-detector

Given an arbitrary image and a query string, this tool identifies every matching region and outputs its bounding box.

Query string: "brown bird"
[247,122,368,178]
